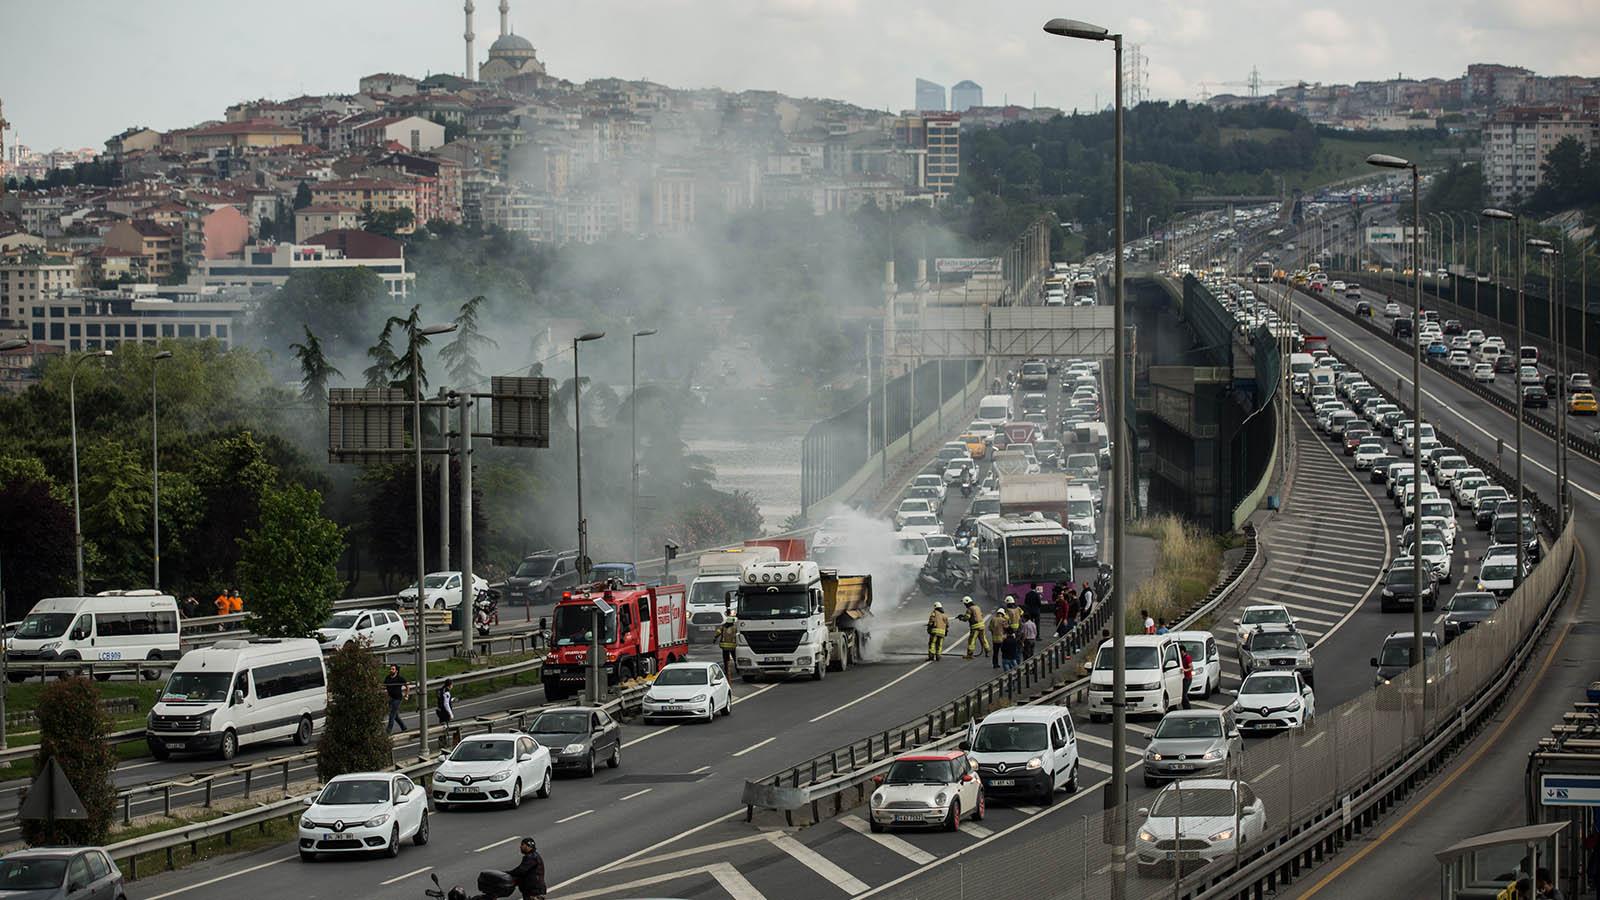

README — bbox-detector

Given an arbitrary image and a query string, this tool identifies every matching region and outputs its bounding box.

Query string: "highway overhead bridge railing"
[745,529,1261,826]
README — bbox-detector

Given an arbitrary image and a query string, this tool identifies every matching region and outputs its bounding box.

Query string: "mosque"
[463,0,547,83]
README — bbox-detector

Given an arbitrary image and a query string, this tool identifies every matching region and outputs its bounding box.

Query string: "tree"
[361,206,415,238]
[439,295,499,387]
[253,268,387,358]
[316,642,393,781]
[0,457,74,618]
[236,482,345,638]
[20,678,118,846]
[290,326,343,408]
[293,181,313,210]
[387,305,441,395]
[365,319,401,389]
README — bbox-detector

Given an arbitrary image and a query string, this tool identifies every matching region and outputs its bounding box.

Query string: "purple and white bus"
[972,514,1074,608]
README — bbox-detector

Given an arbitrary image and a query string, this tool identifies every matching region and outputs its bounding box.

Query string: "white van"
[1066,485,1095,533]
[977,394,1014,427]
[1087,635,1185,722]
[147,638,326,760]
[965,705,1081,805]
[7,590,180,679]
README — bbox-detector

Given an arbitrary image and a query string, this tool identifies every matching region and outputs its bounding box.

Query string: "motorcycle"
[473,590,499,638]
[918,548,974,595]
[960,476,975,498]
[426,870,517,900]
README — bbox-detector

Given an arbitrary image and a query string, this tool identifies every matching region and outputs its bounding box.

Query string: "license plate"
[457,788,482,795]
[167,742,186,749]
[322,833,340,841]
[763,656,786,663]
[660,705,679,711]
[893,815,921,823]
[989,778,1014,786]
[1168,764,1193,771]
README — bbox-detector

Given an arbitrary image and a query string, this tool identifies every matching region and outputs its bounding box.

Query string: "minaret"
[464,0,476,80]
[499,0,510,37]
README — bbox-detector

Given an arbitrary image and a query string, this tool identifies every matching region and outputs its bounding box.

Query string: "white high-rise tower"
[499,0,510,37]
[464,0,476,80]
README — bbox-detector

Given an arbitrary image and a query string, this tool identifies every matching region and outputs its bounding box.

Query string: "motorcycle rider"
[507,836,547,900]
[957,597,991,660]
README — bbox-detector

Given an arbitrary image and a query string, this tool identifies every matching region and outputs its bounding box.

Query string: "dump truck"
[732,561,872,682]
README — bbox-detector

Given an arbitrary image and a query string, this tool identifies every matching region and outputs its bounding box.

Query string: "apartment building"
[1484,107,1599,203]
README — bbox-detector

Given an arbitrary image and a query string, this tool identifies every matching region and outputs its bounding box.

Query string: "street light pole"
[151,350,172,589]
[1485,209,1525,580]
[573,332,606,583]
[68,350,113,596]
[411,322,456,757]
[1044,16,1126,898]
[630,329,657,571]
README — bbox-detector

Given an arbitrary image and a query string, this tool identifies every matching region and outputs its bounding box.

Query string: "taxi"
[1569,392,1598,415]
[962,432,987,458]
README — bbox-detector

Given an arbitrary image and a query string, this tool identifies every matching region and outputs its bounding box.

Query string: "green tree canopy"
[21,678,118,846]
[236,482,346,637]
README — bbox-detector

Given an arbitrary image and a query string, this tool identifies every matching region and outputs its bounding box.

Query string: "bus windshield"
[1004,535,1073,584]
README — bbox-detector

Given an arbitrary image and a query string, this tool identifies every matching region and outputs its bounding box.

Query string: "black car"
[527,706,623,775]
[1475,492,1510,529]
[1356,300,1373,317]
[1523,385,1550,408]
[1443,319,1463,336]
[1393,318,1414,339]
[504,550,581,607]
[1493,355,1516,374]
[1370,454,1399,482]
[1379,564,1435,613]
[1440,592,1499,641]
[1371,631,1440,687]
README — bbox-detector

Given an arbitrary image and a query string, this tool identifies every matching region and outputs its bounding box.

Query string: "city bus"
[972,514,1074,609]
[1252,260,1273,283]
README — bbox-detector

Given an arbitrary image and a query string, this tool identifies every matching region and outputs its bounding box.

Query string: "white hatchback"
[300,772,428,861]
[642,661,732,723]
[317,609,410,652]
[869,751,984,832]
[1231,671,1315,733]
[1136,780,1267,870]
[431,733,553,810]
[1235,605,1294,646]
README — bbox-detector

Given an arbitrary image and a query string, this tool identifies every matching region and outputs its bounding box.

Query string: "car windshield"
[1387,569,1419,587]
[688,578,736,609]
[1249,632,1304,651]
[423,574,452,588]
[1241,608,1290,626]
[1482,564,1517,581]
[529,712,589,734]
[515,557,556,578]
[1151,787,1236,817]
[737,587,811,619]
[1096,646,1160,671]
[903,514,938,527]
[884,759,956,784]
[1068,500,1095,519]
[1155,715,1223,739]
[450,739,515,762]
[1067,454,1098,470]
[655,667,710,686]
[324,612,361,630]
[161,671,232,703]
[973,722,1049,753]
[1451,595,1499,612]
[1379,643,1434,667]
[1241,674,1298,695]
[0,858,66,890]
[318,779,390,805]
[14,613,74,640]
[551,605,617,647]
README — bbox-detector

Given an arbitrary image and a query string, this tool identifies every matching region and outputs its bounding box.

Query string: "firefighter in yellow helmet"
[714,617,739,675]
[957,596,991,660]
[1003,595,1022,630]
[926,601,950,661]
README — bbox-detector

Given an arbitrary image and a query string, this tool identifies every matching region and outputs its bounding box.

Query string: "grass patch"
[119,810,301,881]
[1125,515,1227,633]
[1219,127,1292,145]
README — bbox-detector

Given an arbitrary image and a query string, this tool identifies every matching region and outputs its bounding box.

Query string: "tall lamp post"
[150,350,172,589]
[1044,16,1127,898]
[630,329,657,570]
[411,322,456,757]
[0,339,23,741]
[1535,244,1565,521]
[1367,154,1426,697]
[1484,209,1526,579]
[573,332,606,582]
[68,349,114,596]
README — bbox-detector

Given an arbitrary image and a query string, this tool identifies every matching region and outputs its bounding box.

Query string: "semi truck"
[733,561,872,682]
[541,581,689,701]
[687,545,781,642]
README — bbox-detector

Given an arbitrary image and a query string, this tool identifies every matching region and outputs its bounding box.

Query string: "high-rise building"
[924,114,961,200]
[1483,106,1598,203]
[915,78,946,112]
[951,81,983,112]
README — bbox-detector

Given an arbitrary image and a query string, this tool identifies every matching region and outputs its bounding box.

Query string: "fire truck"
[541,580,689,702]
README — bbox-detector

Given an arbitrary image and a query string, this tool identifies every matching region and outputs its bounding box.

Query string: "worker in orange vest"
[214,592,230,616]
[229,589,244,614]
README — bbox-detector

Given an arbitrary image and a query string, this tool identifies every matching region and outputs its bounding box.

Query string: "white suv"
[965,705,1080,806]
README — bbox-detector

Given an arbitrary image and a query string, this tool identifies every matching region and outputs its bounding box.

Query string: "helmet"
[519,836,537,850]
[723,617,736,625]
[1005,596,1017,605]
[962,595,974,606]
[448,889,468,900]
[932,601,943,609]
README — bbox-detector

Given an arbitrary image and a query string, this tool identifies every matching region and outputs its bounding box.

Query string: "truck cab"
[733,562,870,683]
[542,582,689,701]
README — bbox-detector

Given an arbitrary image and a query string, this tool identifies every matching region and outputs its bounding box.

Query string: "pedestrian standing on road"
[1079,581,1096,618]
[384,664,408,733]
[1142,609,1156,634]
[508,836,547,900]
[436,677,455,745]
[228,589,244,614]
[926,602,949,661]
[987,606,1007,668]
[1053,593,1071,636]
[715,617,739,674]
[1023,583,1044,624]
[181,596,200,618]
[1000,627,1021,672]
[1180,647,1195,710]
[1003,596,1022,630]
[1020,616,1037,659]
[957,597,990,660]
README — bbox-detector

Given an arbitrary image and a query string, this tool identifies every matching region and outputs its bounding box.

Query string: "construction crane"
[1197,66,1301,100]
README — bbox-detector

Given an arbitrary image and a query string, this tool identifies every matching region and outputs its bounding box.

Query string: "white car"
[897,513,944,539]
[431,732,553,809]
[317,609,410,651]
[300,772,429,860]
[1472,363,1495,383]
[1419,513,1458,551]
[1482,336,1507,354]
[894,498,933,528]
[966,421,996,442]
[912,474,948,504]
[1519,365,1541,386]
[1447,351,1472,370]
[1454,474,1489,505]
[1406,540,1452,583]
[923,533,957,553]
[1171,630,1222,698]
[1354,442,1388,470]
[1231,670,1315,733]
[642,661,732,723]
[1477,556,1521,596]
[399,571,489,610]
[966,706,1080,805]
[942,458,976,485]
[869,750,984,832]
[1235,605,1294,646]
[1135,780,1267,870]
[1384,302,1401,317]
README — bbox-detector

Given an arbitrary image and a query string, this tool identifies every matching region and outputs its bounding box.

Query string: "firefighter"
[986,602,1008,668]
[715,617,739,675]
[1003,595,1022,630]
[926,602,949,661]
[957,596,991,660]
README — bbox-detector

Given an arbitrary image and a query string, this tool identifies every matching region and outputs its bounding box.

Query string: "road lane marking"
[620,788,652,801]
[143,854,296,899]
[475,834,525,852]
[1258,763,1281,779]
[808,662,932,723]
[840,814,937,864]
[562,862,767,900]
[964,823,994,838]
[609,833,773,873]
[731,737,776,757]
[767,832,870,894]
[556,809,594,824]
[1302,732,1326,749]
[623,683,779,748]
[380,866,433,886]
[1078,757,1112,773]
[1074,733,1145,755]
[691,765,712,773]
[1013,805,1042,815]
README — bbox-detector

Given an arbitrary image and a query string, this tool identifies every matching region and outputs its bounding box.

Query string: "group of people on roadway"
[926,579,1097,668]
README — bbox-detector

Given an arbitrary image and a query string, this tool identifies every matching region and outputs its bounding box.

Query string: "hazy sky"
[4,0,1597,151]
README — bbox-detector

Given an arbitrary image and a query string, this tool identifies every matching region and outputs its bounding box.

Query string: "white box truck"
[687,545,781,642]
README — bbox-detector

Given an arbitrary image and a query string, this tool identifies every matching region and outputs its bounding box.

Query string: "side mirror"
[872,775,884,786]
[233,690,246,705]
[959,741,972,752]
[1370,657,1379,667]
[304,795,318,806]
[1137,807,1150,817]
[519,753,533,762]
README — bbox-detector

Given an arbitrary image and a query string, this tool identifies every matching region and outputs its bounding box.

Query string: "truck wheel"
[812,656,825,681]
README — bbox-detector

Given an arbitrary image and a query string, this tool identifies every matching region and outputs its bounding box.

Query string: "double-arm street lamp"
[1483,209,1526,579]
[69,349,115,595]
[1044,16,1129,898]
[411,322,457,757]
[573,332,606,582]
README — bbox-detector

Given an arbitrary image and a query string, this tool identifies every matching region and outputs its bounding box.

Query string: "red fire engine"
[541,580,689,702]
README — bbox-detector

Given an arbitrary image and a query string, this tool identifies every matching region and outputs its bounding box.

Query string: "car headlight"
[685,694,707,703]
[934,792,948,806]
[489,770,512,783]
[300,816,314,829]
[1138,830,1156,842]
[39,641,60,653]
[531,579,545,587]
[1146,751,1163,761]
[1286,699,1301,711]
[871,790,884,806]
[199,710,214,729]
[563,743,586,754]
[1382,588,1394,598]
[1026,757,1043,770]
[365,814,390,827]
[1209,828,1235,842]
[1201,749,1223,761]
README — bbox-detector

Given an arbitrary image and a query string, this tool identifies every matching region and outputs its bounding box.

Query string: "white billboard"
[1365,226,1420,245]
[935,257,1003,275]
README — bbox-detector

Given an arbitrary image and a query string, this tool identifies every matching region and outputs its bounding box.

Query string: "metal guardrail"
[745,528,1263,823]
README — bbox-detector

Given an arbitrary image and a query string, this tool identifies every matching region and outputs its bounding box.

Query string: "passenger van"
[1087,635,1185,722]
[964,705,1081,804]
[7,590,180,679]
[977,394,1014,427]
[147,638,327,760]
